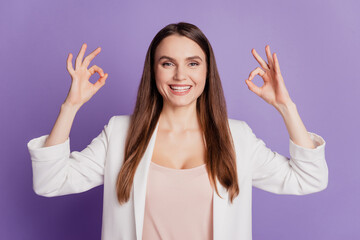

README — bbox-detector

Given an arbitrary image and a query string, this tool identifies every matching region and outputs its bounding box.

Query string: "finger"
[246,67,265,96]
[75,43,87,70]
[88,65,105,77]
[265,45,274,69]
[273,52,281,74]
[251,49,269,70]
[83,47,101,68]
[66,53,75,75]
[245,78,261,96]
[93,73,108,91]
[248,67,266,81]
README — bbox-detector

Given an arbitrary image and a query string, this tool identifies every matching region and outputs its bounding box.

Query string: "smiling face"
[153,34,207,109]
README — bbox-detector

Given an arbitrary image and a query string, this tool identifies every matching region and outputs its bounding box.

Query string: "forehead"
[155,35,206,60]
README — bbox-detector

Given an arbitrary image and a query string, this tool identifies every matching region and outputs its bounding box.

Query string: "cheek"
[193,69,207,86]
[155,68,170,84]
[154,72,169,95]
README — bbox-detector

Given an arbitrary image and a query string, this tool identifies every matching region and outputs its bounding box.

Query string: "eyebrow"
[158,55,203,62]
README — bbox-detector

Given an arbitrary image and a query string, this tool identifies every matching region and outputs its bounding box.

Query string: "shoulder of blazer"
[227,118,248,133]
[106,115,131,138]
[109,114,131,126]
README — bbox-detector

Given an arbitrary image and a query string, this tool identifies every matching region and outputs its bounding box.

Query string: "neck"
[159,100,200,132]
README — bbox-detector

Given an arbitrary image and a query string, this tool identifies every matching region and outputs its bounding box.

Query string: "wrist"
[61,101,81,113]
[276,101,297,117]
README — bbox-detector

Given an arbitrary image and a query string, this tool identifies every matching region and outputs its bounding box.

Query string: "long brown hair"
[116,22,239,205]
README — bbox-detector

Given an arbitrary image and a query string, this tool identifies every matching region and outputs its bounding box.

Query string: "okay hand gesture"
[245,45,293,112]
[64,43,108,108]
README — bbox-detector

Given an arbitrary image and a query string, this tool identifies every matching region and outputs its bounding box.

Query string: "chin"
[166,98,197,108]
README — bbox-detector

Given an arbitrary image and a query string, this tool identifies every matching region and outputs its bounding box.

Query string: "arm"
[27,43,110,197]
[245,45,328,194]
[45,43,108,147]
[246,121,328,195]
[27,115,115,197]
[43,102,80,147]
[277,101,316,149]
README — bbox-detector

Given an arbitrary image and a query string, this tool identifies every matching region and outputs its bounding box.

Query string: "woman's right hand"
[64,43,108,109]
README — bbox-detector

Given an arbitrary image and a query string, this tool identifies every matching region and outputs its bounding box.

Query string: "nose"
[173,65,187,81]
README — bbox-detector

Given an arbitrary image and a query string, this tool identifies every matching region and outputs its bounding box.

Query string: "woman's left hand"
[245,45,293,112]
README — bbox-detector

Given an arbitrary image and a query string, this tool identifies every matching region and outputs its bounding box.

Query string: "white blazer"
[27,115,328,240]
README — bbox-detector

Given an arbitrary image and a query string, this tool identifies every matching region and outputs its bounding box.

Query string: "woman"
[27,22,328,240]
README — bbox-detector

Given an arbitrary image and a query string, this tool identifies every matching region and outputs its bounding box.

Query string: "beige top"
[142,161,214,240]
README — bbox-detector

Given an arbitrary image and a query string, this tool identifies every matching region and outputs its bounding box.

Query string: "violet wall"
[1,0,359,239]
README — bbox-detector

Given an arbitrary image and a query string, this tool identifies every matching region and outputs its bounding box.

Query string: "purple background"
[1,0,359,239]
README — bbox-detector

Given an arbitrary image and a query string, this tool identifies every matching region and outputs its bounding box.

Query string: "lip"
[168,85,192,96]
[169,84,192,87]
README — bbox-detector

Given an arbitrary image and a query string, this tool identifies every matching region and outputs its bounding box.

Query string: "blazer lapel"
[133,119,160,240]
[213,178,229,240]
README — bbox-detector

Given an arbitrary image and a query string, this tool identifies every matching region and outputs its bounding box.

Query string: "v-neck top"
[142,161,214,240]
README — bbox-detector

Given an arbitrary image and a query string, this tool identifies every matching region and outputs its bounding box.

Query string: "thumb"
[245,79,261,96]
[94,73,108,91]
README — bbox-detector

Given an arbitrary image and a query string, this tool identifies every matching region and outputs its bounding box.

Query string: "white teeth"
[170,85,191,90]
[173,89,189,92]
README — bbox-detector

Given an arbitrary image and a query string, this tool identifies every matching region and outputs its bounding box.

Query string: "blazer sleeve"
[26,115,116,197]
[243,122,329,195]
